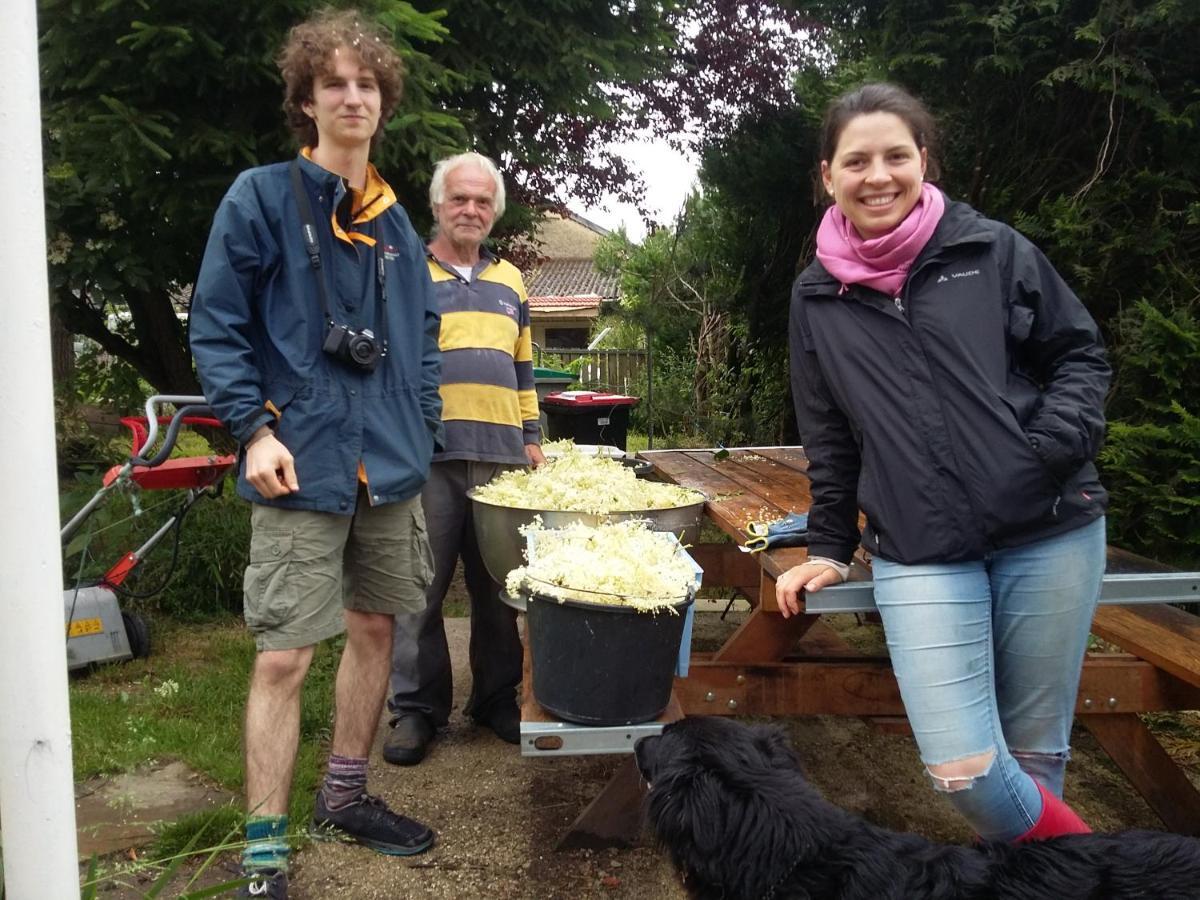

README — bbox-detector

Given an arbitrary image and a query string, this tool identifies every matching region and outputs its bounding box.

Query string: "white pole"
[0,1,82,896]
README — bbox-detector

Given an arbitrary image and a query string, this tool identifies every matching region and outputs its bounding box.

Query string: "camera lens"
[348,334,378,365]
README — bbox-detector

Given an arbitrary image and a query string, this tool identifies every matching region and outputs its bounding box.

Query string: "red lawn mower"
[60,395,234,670]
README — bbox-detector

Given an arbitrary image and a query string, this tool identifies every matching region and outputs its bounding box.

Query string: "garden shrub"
[1099,300,1200,567]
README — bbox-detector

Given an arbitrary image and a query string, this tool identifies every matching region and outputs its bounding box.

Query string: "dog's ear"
[648,768,727,856]
[751,723,803,770]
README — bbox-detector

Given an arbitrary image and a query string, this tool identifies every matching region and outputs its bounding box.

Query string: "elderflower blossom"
[473,452,702,515]
[153,679,180,699]
[506,519,697,612]
[47,232,73,265]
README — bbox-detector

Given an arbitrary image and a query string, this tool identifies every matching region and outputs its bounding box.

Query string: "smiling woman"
[784,81,1111,847]
[820,112,927,238]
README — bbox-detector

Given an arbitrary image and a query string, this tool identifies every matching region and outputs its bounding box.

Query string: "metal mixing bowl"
[468,488,707,585]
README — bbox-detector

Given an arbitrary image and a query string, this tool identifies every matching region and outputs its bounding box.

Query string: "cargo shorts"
[242,490,434,651]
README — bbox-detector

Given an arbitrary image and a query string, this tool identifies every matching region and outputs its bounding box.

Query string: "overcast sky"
[572,138,698,242]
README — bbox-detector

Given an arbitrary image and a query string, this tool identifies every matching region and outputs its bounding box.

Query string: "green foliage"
[55,398,127,476]
[75,797,258,896]
[69,619,338,828]
[41,0,465,392]
[587,313,645,350]
[748,0,1200,560]
[151,804,245,861]
[1099,301,1200,566]
[71,342,153,412]
[418,0,682,210]
[61,469,250,619]
[595,98,822,447]
[41,0,694,395]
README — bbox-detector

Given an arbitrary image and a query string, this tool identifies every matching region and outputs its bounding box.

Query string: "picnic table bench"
[641,445,1200,835]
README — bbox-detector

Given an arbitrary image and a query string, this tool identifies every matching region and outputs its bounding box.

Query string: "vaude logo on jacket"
[937,269,982,284]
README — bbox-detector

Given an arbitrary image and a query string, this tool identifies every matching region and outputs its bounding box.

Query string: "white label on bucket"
[597,417,610,425]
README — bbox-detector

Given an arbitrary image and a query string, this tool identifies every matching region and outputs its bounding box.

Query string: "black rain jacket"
[789,198,1109,565]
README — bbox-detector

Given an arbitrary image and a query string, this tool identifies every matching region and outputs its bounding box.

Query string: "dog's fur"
[635,716,1200,900]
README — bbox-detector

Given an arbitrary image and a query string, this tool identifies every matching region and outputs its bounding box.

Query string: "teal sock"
[243,814,289,874]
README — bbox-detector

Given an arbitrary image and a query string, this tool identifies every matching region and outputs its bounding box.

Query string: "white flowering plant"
[473,450,702,515]
[506,519,699,612]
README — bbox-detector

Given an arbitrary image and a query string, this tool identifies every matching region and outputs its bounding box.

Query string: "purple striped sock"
[320,754,368,811]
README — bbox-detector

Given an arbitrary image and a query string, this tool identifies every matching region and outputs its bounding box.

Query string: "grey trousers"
[388,459,523,726]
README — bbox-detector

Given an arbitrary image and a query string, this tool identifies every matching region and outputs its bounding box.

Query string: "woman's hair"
[819,83,941,181]
[277,8,405,149]
[429,152,507,221]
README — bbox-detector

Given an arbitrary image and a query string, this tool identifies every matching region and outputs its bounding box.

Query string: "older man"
[385,152,543,765]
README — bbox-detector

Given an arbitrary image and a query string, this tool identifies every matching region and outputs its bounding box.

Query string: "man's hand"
[525,443,546,468]
[775,562,844,619]
[245,428,299,498]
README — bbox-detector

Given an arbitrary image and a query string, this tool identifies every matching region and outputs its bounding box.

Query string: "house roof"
[528,294,603,312]
[526,258,619,301]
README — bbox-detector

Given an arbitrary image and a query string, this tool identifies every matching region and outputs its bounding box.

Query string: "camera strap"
[289,160,389,354]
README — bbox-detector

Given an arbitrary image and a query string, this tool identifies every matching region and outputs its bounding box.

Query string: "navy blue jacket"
[190,154,443,513]
[790,198,1109,565]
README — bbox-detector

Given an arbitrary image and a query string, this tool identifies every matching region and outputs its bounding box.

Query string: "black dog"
[635,716,1200,900]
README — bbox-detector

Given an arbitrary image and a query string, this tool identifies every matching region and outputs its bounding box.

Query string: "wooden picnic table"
[641,445,1200,835]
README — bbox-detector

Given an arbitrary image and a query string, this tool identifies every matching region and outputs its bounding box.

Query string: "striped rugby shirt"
[429,247,539,464]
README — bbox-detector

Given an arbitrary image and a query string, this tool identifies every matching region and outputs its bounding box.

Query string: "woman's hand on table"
[776,563,846,619]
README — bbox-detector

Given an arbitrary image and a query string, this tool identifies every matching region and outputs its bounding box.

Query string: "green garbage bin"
[533,367,574,436]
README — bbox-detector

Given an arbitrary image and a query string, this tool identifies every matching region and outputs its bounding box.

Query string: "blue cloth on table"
[742,512,809,552]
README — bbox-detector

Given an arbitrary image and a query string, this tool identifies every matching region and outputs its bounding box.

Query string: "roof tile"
[526,258,618,300]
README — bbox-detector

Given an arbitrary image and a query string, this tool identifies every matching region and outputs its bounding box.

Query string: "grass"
[70,616,338,831]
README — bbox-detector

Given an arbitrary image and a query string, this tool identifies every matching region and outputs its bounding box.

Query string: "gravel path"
[286,611,1171,898]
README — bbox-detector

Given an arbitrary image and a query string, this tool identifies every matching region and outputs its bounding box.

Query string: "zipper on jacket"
[894,296,904,314]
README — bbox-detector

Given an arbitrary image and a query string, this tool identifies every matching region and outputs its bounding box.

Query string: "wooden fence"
[541,348,648,393]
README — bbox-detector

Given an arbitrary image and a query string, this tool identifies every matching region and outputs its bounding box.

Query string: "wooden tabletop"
[639,446,872,577]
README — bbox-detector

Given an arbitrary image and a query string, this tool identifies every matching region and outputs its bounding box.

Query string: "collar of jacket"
[795,197,996,297]
[295,151,396,246]
[426,244,502,279]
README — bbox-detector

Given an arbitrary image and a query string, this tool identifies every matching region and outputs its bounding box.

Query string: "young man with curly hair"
[190,10,442,897]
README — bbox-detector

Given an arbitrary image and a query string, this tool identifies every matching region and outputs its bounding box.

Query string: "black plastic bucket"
[527,591,692,726]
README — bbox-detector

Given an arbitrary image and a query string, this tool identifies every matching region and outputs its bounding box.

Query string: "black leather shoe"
[382,713,435,766]
[475,702,521,745]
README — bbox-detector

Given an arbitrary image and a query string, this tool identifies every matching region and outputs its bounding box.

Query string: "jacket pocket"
[242,527,295,632]
[978,413,1061,539]
[1007,302,1035,344]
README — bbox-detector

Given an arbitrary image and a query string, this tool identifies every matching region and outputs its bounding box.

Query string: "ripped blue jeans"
[871,517,1105,841]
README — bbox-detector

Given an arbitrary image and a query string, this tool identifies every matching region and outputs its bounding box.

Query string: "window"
[545,327,589,349]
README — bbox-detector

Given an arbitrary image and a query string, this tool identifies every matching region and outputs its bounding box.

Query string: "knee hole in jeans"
[926,750,996,793]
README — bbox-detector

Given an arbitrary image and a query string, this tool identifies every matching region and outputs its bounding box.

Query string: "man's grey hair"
[429,152,506,220]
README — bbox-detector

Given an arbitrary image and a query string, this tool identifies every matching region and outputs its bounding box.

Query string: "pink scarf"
[816,183,945,298]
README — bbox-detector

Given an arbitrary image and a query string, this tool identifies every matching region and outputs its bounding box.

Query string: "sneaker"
[382,712,436,766]
[310,791,435,856]
[238,868,288,899]
[474,701,521,745]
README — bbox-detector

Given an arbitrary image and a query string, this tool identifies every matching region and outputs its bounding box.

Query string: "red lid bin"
[541,391,640,451]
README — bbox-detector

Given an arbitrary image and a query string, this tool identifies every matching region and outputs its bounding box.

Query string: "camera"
[323,323,382,372]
